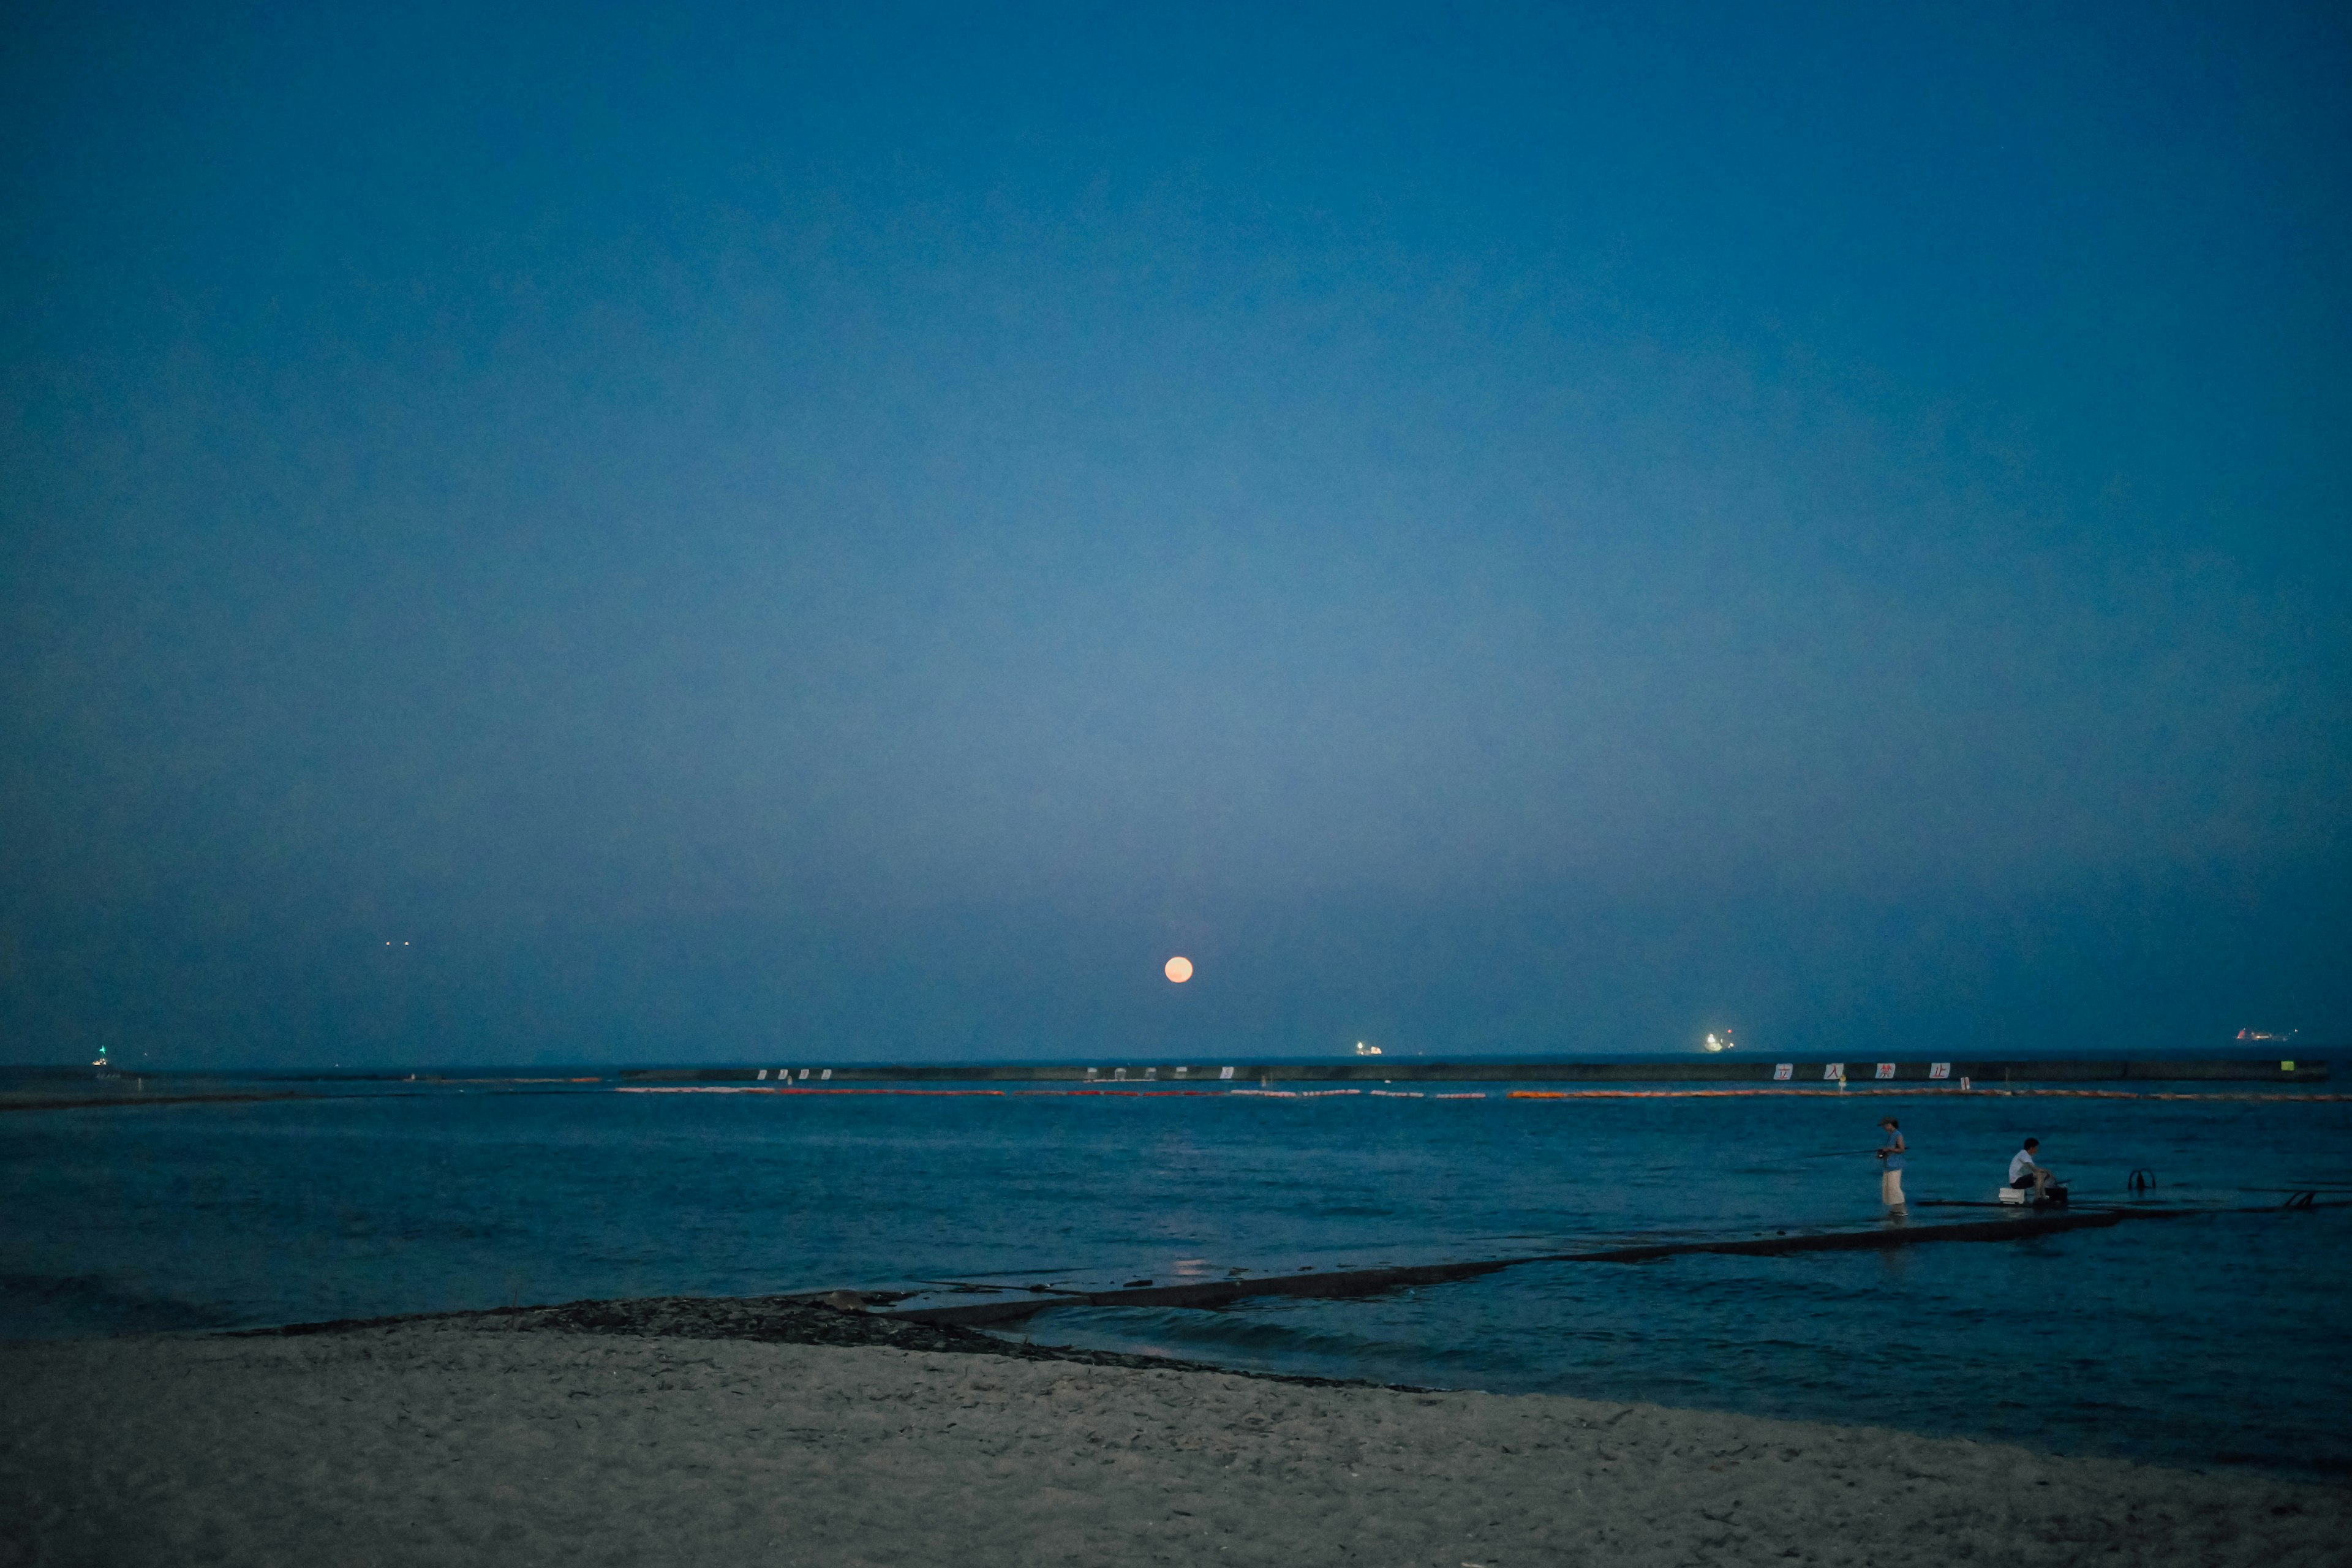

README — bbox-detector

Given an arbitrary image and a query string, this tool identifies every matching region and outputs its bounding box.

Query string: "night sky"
[4,2,2346,1068]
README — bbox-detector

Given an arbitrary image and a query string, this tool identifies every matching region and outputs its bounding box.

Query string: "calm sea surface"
[5,1073,2348,1474]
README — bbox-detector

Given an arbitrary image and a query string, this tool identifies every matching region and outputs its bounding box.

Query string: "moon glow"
[1164,956,1194,983]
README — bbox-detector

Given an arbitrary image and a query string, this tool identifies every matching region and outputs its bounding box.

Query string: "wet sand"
[4,1317,2345,1567]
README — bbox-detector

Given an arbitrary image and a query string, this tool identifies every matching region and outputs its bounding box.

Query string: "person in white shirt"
[1875,1117,1907,1211]
[2008,1137,2051,1199]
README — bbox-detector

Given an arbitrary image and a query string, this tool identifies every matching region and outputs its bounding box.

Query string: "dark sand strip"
[233,1293,1392,1389]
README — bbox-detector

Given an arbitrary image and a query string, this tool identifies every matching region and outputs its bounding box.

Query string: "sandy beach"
[4,1309,2345,1567]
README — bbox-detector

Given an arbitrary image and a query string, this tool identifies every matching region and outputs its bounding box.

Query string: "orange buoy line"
[1504,1088,2352,1102]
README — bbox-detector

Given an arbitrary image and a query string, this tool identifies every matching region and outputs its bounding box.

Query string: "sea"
[4,1067,2348,1477]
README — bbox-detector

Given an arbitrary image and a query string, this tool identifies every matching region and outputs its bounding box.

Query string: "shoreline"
[6,1302,2347,1565]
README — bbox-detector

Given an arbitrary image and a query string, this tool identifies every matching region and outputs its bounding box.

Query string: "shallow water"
[4,1074,2346,1472]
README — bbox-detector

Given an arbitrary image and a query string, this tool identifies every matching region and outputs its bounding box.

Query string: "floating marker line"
[1504,1088,2351,1102]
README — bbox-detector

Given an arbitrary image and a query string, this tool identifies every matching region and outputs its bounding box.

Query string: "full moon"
[1164,956,1194,984]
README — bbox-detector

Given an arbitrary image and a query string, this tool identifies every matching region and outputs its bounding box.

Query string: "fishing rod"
[1800,1148,1887,1158]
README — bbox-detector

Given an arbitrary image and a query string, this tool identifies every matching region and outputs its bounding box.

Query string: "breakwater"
[621,1056,2326,1086]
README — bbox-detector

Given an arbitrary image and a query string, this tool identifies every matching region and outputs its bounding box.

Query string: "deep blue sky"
[4,2,2346,1067]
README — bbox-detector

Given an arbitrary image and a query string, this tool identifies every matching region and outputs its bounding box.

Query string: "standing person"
[1876,1117,1907,1211]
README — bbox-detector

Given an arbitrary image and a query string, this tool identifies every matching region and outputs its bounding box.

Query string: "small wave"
[0,1272,230,1340]
[1022,1302,1507,1381]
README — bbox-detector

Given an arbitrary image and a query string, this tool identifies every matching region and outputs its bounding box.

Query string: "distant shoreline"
[6,1054,2338,1114]
[625,1056,2328,1084]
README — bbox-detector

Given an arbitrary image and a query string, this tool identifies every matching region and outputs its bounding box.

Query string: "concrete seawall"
[622,1057,2328,1085]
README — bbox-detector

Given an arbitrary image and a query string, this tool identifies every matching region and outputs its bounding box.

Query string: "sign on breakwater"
[620,1057,2328,1087]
